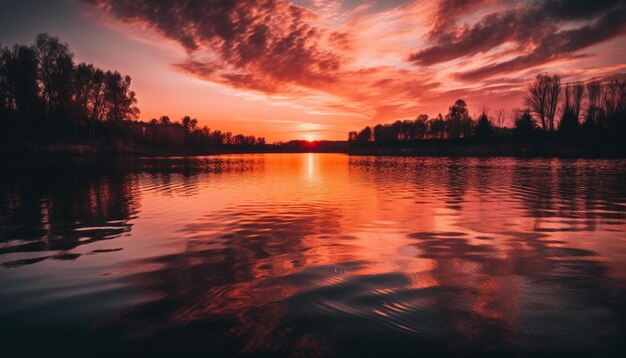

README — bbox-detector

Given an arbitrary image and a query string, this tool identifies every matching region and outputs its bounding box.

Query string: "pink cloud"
[82,0,626,129]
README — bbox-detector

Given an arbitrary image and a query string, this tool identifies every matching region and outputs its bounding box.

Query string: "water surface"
[1,154,626,356]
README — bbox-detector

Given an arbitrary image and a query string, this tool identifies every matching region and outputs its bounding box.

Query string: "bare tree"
[586,81,603,126]
[546,74,561,131]
[572,81,585,121]
[564,83,572,112]
[526,74,549,131]
[603,79,626,116]
[33,33,74,117]
[480,104,489,121]
[494,108,507,128]
[526,74,561,132]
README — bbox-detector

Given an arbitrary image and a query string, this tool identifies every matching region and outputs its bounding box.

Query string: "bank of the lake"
[347,140,626,158]
[3,139,626,158]
[2,154,626,356]
[0,140,349,157]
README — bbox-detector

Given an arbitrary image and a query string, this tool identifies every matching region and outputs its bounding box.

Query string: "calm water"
[1,154,626,356]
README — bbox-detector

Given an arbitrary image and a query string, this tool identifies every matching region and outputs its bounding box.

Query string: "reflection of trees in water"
[407,228,626,353]
[424,160,626,352]
[3,156,623,354]
[139,156,265,198]
[0,159,138,266]
[0,157,265,268]
[443,159,470,211]
[512,159,626,231]
[346,157,626,352]
[97,204,343,355]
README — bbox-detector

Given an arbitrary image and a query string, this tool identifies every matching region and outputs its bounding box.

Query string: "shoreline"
[347,141,626,159]
[2,141,626,159]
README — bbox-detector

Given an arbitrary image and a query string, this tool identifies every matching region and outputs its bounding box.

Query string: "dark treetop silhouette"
[2,34,625,157]
[348,74,626,157]
[0,34,281,155]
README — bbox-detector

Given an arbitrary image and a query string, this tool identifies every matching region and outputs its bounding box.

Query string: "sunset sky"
[1,0,625,141]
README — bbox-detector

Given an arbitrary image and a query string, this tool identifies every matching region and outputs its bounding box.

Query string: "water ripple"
[1,155,626,356]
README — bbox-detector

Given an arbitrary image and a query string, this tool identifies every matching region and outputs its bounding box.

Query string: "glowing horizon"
[1,0,625,141]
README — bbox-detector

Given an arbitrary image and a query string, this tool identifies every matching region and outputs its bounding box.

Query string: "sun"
[306,135,315,142]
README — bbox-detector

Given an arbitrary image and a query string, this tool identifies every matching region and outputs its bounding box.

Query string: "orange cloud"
[81,0,626,138]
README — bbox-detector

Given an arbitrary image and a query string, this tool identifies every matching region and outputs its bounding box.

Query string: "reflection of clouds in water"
[406,228,622,352]
[0,156,265,268]
[100,203,347,354]
[1,155,626,355]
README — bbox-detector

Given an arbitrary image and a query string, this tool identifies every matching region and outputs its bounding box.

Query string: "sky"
[1,0,625,141]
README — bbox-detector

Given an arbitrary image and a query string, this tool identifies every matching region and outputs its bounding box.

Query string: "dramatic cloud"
[82,0,626,125]
[84,0,343,88]
[411,0,626,80]
[458,7,626,81]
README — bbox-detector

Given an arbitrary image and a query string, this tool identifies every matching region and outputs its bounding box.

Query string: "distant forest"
[2,33,625,156]
[348,74,626,148]
[0,33,288,154]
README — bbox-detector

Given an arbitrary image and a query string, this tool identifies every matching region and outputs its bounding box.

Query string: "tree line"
[1,33,139,142]
[349,74,626,145]
[0,33,265,151]
[3,34,625,153]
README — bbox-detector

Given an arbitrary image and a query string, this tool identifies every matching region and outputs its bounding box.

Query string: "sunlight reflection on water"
[1,154,625,356]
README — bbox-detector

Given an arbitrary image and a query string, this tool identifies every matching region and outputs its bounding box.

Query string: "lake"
[1,154,626,356]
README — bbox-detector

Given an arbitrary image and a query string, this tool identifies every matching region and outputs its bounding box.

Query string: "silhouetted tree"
[354,126,371,142]
[547,74,561,132]
[526,74,549,131]
[586,81,602,125]
[474,110,493,140]
[373,124,386,143]
[158,115,171,126]
[564,83,572,113]
[181,115,198,145]
[527,74,561,132]
[73,63,93,118]
[445,99,473,138]
[603,79,626,132]
[231,134,242,145]
[181,116,197,133]
[0,44,8,116]
[3,45,41,117]
[525,74,551,131]
[571,81,585,121]
[34,33,74,119]
[514,110,537,139]
[413,114,428,139]
[559,107,579,139]
[104,71,139,122]
[0,34,271,153]
[72,63,96,137]
[223,131,232,145]
[429,114,445,139]
[494,108,507,128]
[88,68,106,142]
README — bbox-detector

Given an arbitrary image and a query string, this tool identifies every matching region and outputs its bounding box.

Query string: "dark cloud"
[456,5,626,81]
[79,0,626,119]
[543,0,622,19]
[338,0,414,13]
[430,0,494,38]
[410,0,626,80]
[84,0,344,91]
[411,10,551,66]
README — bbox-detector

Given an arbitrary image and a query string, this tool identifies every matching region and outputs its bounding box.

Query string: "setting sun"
[1,0,626,356]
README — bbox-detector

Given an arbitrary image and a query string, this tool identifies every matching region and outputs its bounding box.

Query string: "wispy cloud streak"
[83,0,626,121]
